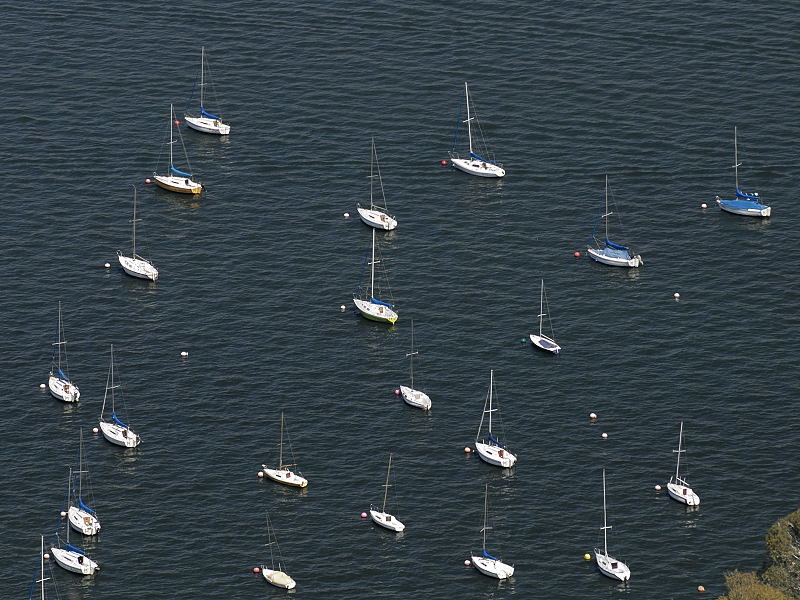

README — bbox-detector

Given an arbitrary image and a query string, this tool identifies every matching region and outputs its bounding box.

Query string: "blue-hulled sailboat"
[587,176,643,268]
[448,82,505,178]
[153,104,202,194]
[184,46,231,135]
[715,127,771,217]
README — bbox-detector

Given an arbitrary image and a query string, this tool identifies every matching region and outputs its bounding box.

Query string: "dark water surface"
[2,2,799,598]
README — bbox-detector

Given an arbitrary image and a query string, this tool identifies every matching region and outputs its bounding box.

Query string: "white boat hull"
[153,174,202,195]
[357,206,397,230]
[594,549,630,581]
[118,252,158,281]
[667,481,700,506]
[400,386,431,410]
[450,157,505,178]
[353,297,398,324]
[262,466,308,488]
[68,505,101,535]
[185,115,231,135]
[48,375,80,403]
[51,547,98,575]
[99,420,141,448]
[262,567,296,589]
[369,508,405,532]
[716,196,771,217]
[471,554,514,579]
[474,441,516,468]
[587,247,643,268]
[529,333,560,354]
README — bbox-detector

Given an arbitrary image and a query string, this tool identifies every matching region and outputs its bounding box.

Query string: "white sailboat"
[262,411,308,488]
[353,228,398,324]
[594,469,630,582]
[715,126,771,217]
[470,484,514,579]
[98,345,141,448]
[474,370,516,468]
[587,175,643,268]
[261,512,296,590]
[448,82,505,178]
[529,279,561,354]
[357,138,397,230]
[666,422,700,506]
[68,429,101,536]
[369,454,405,532]
[47,302,80,403]
[117,186,159,281]
[51,469,99,576]
[153,104,203,194]
[400,320,431,410]
[184,46,231,135]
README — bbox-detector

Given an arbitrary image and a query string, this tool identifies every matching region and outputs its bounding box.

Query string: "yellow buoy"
[583,553,591,561]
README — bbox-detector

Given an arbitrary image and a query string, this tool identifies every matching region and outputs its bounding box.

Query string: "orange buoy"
[360,512,367,519]
[441,159,448,166]
[174,120,181,126]
[145,178,151,184]
[574,251,581,258]
[252,567,261,574]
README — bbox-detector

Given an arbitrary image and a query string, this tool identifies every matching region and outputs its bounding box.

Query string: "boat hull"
[529,333,560,354]
[474,441,516,468]
[587,247,642,268]
[185,115,231,135]
[262,568,296,589]
[353,298,398,324]
[400,386,431,410]
[450,157,505,178]
[262,466,307,488]
[48,375,80,403]
[51,547,98,575]
[667,482,700,506]
[153,175,202,195]
[99,421,141,448]
[716,196,771,217]
[118,253,158,281]
[470,554,514,579]
[68,505,101,535]
[594,549,630,581]
[369,508,405,532]
[357,206,397,230]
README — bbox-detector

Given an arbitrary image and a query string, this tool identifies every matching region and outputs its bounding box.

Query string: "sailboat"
[587,175,643,268]
[184,46,231,135]
[470,484,514,579]
[666,422,700,506]
[262,411,308,488]
[98,345,141,448]
[369,454,405,532]
[400,320,431,410]
[153,104,203,194]
[261,512,296,590]
[47,302,80,403]
[356,138,397,230]
[594,469,630,582]
[474,370,517,468]
[529,279,561,354]
[117,186,159,281]
[68,429,101,536]
[352,228,398,324]
[448,82,505,178]
[715,126,771,217]
[51,469,99,576]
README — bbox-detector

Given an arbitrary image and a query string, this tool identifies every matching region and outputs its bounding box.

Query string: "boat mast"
[673,421,685,481]
[733,126,740,190]
[538,280,545,337]
[488,370,494,434]
[131,186,137,257]
[39,534,49,600]
[603,175,612,241]
[601,469,611,558]
[278,411,285,470]
[76,428,84,501]
[407,320,418,388]
[464,82,473,155]
[168,104,174,170]
[199,47,205,111]
[381,454,393,512]
[481,483,490,552]
[369,229,376,299]
[65,468,72,546]
[369,138,375,210]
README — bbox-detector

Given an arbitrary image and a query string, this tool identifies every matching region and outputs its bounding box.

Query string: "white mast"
[39,535,49,600]
[464,82,474,155]
[538,280,546,337]
[407,320,418,389]
[199,47,205,109]
[278,411,285,470]
[733,126,741,190]
[381,454,393,512]
[601,469,611,558]
[673,421,685,482]
[481,484,491,551]
[369,229,377,299]
[488,370,494,433]
[130,186,138,257]
[168,104,175,169]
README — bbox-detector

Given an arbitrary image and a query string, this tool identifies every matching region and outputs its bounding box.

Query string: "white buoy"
[60,511,67,518]
[343,212,350,219]
[180,351,188,358]
[655,484,662,491]
[674,292,681,301]
[464,559,471,566]
[601,432,608,439]
[589,412,597,419]
[92,427,99,434]
[39,383,46,390]
[700,203,708,209]
[257,471,264,479]
[464,447,471,454]
[43,553,50,560]
[339,304,346,312]
[103,262,111,268]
